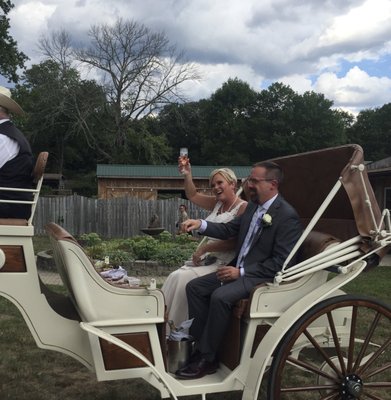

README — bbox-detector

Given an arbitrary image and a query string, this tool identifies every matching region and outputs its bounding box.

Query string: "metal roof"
[367,157,391,172]
[96,164,251,179]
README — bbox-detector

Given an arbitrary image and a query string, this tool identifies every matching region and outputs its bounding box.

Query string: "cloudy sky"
[6,0,391,115]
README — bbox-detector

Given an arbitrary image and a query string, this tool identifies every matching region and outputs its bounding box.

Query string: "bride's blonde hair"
[209,168,237,188]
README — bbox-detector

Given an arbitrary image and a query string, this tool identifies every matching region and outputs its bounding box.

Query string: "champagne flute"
[179,147,189,174]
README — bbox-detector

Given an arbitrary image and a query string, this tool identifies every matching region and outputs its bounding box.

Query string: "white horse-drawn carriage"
[0,144,390,399]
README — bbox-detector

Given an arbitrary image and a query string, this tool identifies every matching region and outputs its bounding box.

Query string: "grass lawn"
[0,264,390,399]
[344,264,391,303]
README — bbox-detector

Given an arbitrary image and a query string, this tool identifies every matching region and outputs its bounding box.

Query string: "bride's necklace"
[220,196,239,213]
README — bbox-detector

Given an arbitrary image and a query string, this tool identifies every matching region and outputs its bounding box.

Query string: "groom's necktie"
[237,206,265,271]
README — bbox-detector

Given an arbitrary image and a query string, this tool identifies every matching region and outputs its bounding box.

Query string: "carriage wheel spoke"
[353,311,382,372]
[361,391,387,400]
[347,305,358,372]
[357,337,391,377]
[267,295,391,400]
[326,311,347,375]
[287,356,339,383]
[364,362,391,379]
[303,329,344,379]
[281,384,338,393]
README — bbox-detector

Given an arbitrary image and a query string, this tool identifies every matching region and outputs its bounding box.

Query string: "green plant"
[78,233,105,259]
[116,238,136,251]
[84,242,107,260]
[79,232,102,247]
[131,236,159,260]
[156,230,173,242]
[106,249,133,266]
[153,244,193,267]
[175,233,197,245]
[56,231,199,266]
[133,235,151,242]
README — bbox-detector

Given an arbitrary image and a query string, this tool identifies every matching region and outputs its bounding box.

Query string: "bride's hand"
[192,246,205,266]
[178,156,191,175]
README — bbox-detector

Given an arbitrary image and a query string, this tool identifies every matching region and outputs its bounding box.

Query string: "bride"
[162,160,247,328]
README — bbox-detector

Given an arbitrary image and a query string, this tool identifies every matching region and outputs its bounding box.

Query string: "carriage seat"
[0,151,49,226]
[219,230,340,370]
[45,222,165,323]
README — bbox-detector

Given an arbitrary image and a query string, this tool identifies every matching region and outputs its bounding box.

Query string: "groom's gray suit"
[186,195,302,361]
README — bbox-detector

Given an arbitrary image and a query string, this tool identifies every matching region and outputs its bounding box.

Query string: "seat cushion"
[0,218,28,226]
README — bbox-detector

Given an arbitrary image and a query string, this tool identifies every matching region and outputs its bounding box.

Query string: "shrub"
[130,235,152,242]
[153,243,194,267]
[116,238,136,251]
[79,232,106,259]
[131,236,159,260]
[85,242,107,260]
[106,249,133,266]
[79,232,102,247]
[75,231,199,266]
[175,233,197,245]
[157,230,173,243]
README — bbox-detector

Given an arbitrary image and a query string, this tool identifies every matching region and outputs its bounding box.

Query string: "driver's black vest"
[0,121,34,202]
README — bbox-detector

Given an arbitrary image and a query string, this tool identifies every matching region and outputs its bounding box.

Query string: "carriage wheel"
[267,294,391,399]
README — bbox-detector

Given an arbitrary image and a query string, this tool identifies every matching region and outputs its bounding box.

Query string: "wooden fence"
[33,194,209,237]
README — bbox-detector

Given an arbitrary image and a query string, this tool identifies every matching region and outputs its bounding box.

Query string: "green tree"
[0,0,28,82]
[254,82,299,159]
[199,78,260,165]
[14,60,109,173]
[157,101,208,164]
[255,83,349,158]
[121,119,172,164]
[347,104,391,161]
[158,80,351,166]
[289,90,348,152]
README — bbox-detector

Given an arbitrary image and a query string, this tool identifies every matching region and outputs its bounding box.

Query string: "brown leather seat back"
[298,230,340,262]
[32,152,49,184]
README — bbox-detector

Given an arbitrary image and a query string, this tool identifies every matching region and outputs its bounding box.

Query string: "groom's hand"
[181,219,201,232]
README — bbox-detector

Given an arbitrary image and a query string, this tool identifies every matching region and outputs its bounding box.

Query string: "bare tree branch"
[74,18,200,144]
[38,30,73,71]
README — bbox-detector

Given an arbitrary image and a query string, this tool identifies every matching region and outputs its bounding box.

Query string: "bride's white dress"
[162,200,245,327]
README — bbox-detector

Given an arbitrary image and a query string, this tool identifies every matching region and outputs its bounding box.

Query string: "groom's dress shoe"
[188,350,202,363]
[175,357,218,379]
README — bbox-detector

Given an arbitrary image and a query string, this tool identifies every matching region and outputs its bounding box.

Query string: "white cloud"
[5,0,391,115]
[279,75,313,94]
[314,66,391,114]
[181,63,264,101]
[319,0,391,46]
[9,1,57,63]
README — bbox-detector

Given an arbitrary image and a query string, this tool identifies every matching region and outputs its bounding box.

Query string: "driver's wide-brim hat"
[0,86,24,116]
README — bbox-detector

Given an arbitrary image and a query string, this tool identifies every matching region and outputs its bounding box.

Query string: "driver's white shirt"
[0,119,20,169]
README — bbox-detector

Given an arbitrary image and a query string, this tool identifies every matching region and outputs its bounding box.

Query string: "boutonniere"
[262,213,272,227]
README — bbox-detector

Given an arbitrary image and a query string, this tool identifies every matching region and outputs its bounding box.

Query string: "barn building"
[96,164,251,200]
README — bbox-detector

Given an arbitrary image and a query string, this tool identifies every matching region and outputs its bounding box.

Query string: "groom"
[176,160,302,379]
